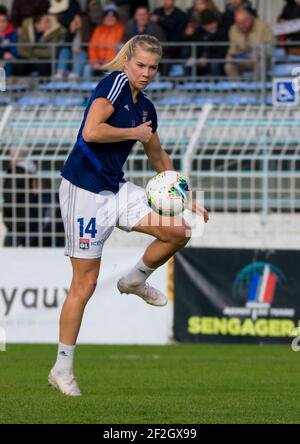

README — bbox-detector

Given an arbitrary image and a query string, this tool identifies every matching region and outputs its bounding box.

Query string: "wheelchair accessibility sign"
[273,78,299,105]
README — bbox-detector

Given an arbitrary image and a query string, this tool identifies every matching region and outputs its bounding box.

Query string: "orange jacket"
[88,22,124,64]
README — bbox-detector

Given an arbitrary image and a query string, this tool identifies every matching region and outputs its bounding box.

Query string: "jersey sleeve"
[93,71,128,109]
[148,101,158,133]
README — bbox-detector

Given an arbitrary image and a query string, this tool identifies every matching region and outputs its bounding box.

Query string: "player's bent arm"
[83,98,136,143]
[143,132,174,172]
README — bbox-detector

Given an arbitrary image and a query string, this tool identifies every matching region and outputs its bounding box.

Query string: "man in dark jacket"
[123,6,166,42]
[151,0,187,74]
[151,0,187,42]
[185,10,229,76]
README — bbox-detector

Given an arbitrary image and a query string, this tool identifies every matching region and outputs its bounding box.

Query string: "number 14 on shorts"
[77,217,98,238]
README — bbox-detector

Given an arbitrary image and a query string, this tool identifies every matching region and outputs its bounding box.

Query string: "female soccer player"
[48,35,209,396]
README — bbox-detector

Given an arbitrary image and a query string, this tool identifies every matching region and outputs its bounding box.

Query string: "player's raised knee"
[158,224,191,247]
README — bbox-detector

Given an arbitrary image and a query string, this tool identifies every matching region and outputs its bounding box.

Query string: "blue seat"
[155,97,193,106]
[71,81,98,91]
[39,81,72,91]
[54,96,84,106]
[241,72,255,80]
[287,54,300,62]
[146,81,173,91]
[168,64,185,76]
[6,83,30,92]
[177,82,213,91]
[272,63,299,76]
[265,95,273,106]
[18,96,52,106]
[272,48,286,61]
[0,97,13,105]
[194,96,222,105]
[224,95,260,105]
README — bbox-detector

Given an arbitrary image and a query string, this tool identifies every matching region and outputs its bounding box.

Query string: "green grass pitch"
[0,344,299,424]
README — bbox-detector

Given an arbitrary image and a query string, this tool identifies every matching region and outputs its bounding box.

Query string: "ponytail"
[103,35,162,72]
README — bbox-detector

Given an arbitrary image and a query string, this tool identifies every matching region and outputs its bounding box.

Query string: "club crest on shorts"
[79,238,90,249]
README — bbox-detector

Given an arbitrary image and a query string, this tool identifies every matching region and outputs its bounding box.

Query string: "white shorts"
[59,178,152,259]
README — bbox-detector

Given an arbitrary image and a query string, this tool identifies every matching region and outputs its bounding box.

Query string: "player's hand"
[135,121,153,143]
[189,200,209,223]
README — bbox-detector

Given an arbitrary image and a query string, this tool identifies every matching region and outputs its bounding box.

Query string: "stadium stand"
[1,1,300,248]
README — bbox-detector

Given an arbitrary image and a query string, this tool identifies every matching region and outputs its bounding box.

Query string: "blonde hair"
[103,35,162,72]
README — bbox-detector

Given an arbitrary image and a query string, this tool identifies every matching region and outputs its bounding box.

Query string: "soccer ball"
[146,170,191,216]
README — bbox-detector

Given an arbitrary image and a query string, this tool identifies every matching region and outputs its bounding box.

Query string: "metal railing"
[0,102,299,246]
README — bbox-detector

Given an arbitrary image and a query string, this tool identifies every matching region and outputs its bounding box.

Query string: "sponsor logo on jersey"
[142,111,148,123]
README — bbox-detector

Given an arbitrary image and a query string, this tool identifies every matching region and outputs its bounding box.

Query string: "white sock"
[53,342,75,375]
[123,258,155,286]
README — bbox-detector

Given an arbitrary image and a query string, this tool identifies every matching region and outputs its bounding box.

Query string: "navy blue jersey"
[61,71,158,193]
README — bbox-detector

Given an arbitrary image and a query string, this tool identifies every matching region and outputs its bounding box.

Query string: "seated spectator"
[122,5,166,42]
[184,0,221,45]
[52,0,102,81]
[187,0,221,26]
[185,10,228,77]
[13,14,66,77]
[54,14,87,80]
[86,0,103,26]
[10,0,50,30]
[114,1,149,23]
[49,0,81,29]
[222,0,257,31]
[151,0,187,74]
[151,0,187,42]
[50,1,86,79]
[0,6,18,76]
[278,0,300,56]
[86,4,124,77]
[225,7,273,79]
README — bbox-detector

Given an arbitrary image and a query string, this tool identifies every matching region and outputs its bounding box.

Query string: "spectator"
[49,0,81,29]
[13,14,66,77]
[54,14,87,79]
[0,5,18,76]
[86,4,124,77]
[225,7,273,79]
[10,0,50,30]
[222,0,257,31]
[278,0,300,56]
[151,0,187,42]
[86,0,103,26]
[122,5,166,42]
[151,0,187,74]
[50,1,85,79]
[114,1,149,23]
[187,0,221,26]
[185,10,228,77]
[184,0,221,44]
[3,149,40,247]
